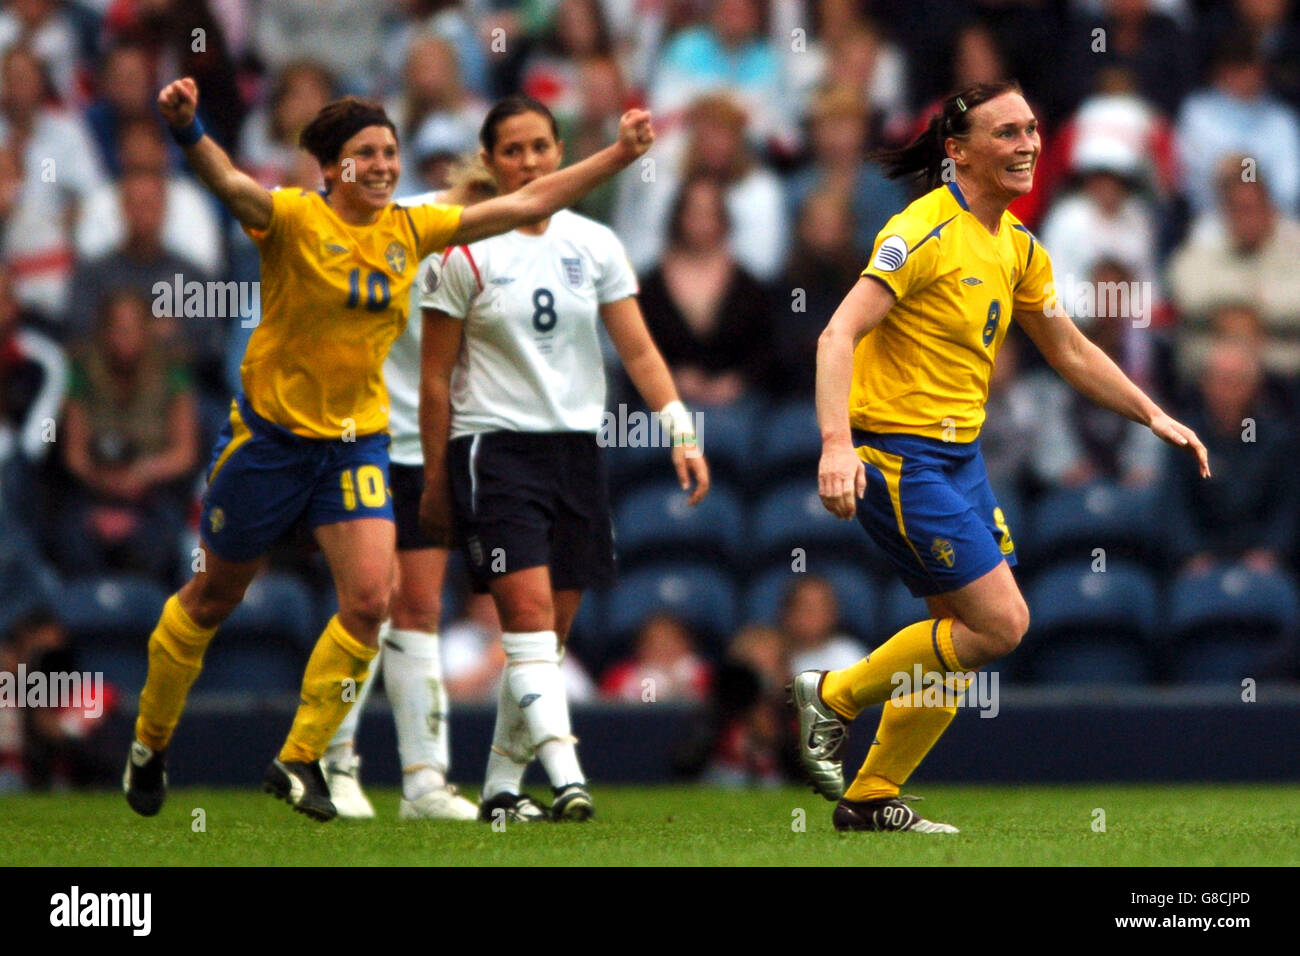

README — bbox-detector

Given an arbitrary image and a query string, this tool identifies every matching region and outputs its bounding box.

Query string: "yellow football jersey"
[242,189,462,439]
[853,181,1056,442]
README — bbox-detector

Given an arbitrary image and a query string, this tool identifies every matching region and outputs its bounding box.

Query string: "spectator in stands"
[808,19,910,143]
[105,0,245,147]
[237,60,333,191]
[85,40,181,178]
[520,0,613,124]
[76,118,224,277]
[252,0,387,98]
[3,607,119,790]
[637,173,773,407]
[1166,164,1300,374]
[649,0,789,147]
[387,35,485,199]
[674,624,800,787]
[780,576,866,673]
[1168,336,1298,574]
[1030,261,1165,489]
[0,46,105,323]
[1058,0,1195,121]
[784,86,907,260]
[0,261,64,490]
[556,54,628,223]
[1038,111,1162,320]
[1176,29,1300,216]
[55,289,199,583]
[615,93,789,280]
[66,168,223,389]
[770,188,863,397]
[0,0,81,106]
[601,612,711,703]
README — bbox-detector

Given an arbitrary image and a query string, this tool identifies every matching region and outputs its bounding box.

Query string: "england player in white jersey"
[419,96,709,822]
[322,160,497,820]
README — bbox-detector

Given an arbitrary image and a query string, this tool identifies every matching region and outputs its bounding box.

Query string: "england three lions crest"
[561,257,585,289]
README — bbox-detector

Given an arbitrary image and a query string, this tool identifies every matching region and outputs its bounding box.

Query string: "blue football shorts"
[853,429,1016,598]
[199,396,394,562]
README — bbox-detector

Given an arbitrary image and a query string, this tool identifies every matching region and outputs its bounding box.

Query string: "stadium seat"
[606,563,738,647]
[1023,643,1151,684]
[691,396,760,486]
[197,645,304,694]
[743,562,877,643]
[750,480,880,573]
[79,647,149,698]
[220,571,317,650]
[613,480,745,569]
[1022,560,1159,682]
[1023,480,1165,574]
[750,399,822,485]
[878,577,931,645]
[1165,565,1300,682]
[58,575,171,646]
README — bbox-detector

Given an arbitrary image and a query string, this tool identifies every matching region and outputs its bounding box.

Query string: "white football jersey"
[420,209,638,439]
[386,190,448,465]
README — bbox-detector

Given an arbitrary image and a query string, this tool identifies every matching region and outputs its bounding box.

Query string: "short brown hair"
[298,96,397,167]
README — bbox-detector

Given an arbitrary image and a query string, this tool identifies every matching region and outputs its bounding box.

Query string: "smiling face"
[949,91,1040,201]
[324,124,400,215]
[483,110,562,195]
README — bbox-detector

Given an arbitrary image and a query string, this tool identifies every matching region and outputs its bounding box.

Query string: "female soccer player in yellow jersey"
[123,76,655,822]
[791,81,1211,833]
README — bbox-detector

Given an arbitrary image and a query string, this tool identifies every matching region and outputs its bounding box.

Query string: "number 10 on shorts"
[340,465,386,511]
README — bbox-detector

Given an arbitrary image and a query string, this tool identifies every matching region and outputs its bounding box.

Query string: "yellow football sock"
[844,673,972,802]
[279,616,377,764]
[821,618,964,720]
[135,594,218,752]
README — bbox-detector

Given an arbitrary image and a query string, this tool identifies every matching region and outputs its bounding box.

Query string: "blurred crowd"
[3,0,1300,786]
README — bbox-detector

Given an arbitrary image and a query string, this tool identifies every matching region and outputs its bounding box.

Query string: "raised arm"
[449,110,654,246]
[816,277,896,518]
[157,77,273,231]
[1014,301,1210,478]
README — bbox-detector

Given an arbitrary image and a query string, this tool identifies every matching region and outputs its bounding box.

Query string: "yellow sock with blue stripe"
[844,672,972,802]
[279,616,377,764]
[135,594,218,752]
[820,618,963,720]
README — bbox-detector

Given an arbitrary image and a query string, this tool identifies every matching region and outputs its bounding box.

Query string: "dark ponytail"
[874,81,1023,190]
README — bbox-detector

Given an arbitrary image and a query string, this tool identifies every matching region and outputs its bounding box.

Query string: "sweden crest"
[385,242,407,275]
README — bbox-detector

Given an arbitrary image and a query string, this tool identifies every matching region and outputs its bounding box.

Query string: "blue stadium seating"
[1023,481,1165,573]
[691,397,760,486]
[750,399,822,485]
[613,480,745,569]
[79,647,149,698]
[743,562,877,642]
[1166,565,1300,682]
[750,479,878,572]
[220,571,317,650]
[197,645,303,694]
[1022,560,1159,682]
[58,574,171,645]
[606,563,738,647]
[878,576,931,645]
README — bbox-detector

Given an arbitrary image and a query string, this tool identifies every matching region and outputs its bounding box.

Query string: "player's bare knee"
[180,577,244,628]
[984,601,1029,658]
[391,594,439,632]
[342,587,391,632]
[498,594,553,633]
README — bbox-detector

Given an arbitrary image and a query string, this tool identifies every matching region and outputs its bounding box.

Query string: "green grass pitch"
[2,784,1297,866]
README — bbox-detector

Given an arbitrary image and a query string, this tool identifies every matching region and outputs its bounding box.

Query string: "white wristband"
[658,400,696,443]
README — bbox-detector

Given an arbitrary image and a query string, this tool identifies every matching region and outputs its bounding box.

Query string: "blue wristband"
[170,116,206,148]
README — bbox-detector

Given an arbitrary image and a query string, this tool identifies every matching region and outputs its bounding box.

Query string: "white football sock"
[383,627,450,800]
[502,630,585,789]
[484,674,531,799]
[325,635,382,765]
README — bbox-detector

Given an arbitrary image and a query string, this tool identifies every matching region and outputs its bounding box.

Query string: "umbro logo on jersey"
[961,276,983,286]
[322,242,348,255]
[490,277,515,285]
